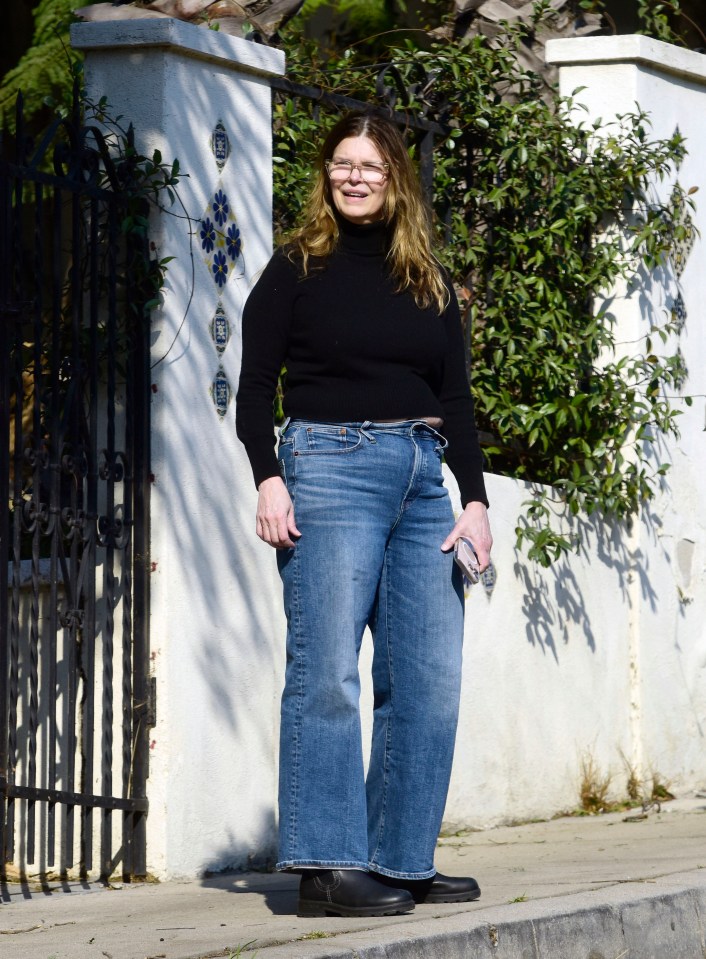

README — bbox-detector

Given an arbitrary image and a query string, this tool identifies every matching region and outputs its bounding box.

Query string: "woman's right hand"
[256,476,301,548]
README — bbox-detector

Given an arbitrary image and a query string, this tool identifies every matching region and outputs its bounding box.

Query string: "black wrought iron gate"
[0,92,152,881]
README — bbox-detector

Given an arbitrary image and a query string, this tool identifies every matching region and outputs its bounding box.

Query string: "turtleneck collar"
[335,210,391,257]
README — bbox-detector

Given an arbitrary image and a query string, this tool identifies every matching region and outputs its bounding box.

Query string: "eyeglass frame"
[324,158,390,183]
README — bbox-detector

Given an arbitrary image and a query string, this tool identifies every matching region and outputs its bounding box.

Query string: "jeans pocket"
[278,437,294,487]
[295,425,363,455]
[278,417,294,447]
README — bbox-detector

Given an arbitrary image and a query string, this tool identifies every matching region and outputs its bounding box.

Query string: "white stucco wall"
[73,20,286,879]
[378,36,706,834]
[365,471,639,830]
[72,26,706,878]
[546,34,706,806]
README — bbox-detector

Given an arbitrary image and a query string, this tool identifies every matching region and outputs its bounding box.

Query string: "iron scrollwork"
[2,83,151,881]
[375,62,448,123]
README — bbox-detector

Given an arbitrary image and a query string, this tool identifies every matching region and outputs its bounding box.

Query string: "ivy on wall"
[0,0,78,133]
[275,2,696,565]
[3,1,696,566]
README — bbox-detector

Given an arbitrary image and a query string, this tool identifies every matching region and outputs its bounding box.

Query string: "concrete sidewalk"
[2,796,705,959]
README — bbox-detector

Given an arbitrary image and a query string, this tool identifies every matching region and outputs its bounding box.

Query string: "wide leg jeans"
[275,420,465,880]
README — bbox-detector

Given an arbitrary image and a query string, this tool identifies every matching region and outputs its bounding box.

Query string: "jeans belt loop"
[359,420,375,442]
[411,420,447,449]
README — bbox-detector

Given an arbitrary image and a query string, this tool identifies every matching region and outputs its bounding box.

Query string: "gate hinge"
[136,676,157,729]
[145,676,157,728]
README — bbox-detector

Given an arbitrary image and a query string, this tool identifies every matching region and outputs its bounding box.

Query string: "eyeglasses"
[325,159,389,184]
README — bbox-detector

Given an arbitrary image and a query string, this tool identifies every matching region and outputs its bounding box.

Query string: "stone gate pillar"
[72,18,286,878]
[546,36,706,798]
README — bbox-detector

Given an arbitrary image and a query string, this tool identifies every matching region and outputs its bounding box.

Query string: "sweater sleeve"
[438,281,489,508]
[235,249,298,489]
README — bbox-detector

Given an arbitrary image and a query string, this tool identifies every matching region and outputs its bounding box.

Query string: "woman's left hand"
[440,501,493,572]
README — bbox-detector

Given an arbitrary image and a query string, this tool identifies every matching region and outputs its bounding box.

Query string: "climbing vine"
[274,2,696,565]
[4,2,696,565]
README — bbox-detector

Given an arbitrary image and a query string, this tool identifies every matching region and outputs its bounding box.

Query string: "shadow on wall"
[149,61,281,729]
[197,808,279,882]
[514,506,652,662]
[512,238,687,660]
[136,64,285,876]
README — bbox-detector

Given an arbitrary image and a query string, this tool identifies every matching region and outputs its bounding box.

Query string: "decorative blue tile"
[210,302,231,355]
[672,346,686,391]
[211,120,231,173]
[481,561,496,595]
[210,365,232,419]
[671,184,695,278]
[671,291,687,332]
[673,125,684,171]
[200,185,243,289]
[673,217,695,278]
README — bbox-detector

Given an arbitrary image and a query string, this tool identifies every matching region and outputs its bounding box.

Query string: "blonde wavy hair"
[288,112,449,313]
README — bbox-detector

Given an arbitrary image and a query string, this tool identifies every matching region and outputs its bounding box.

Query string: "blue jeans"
[275,419,464,880]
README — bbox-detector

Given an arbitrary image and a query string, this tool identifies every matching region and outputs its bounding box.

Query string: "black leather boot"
[377,871,481,903]
[298,869,416,917]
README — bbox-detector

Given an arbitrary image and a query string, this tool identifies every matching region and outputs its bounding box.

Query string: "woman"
[236,112,492,918]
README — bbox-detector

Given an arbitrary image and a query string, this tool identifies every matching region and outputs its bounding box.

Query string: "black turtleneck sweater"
[235,217,488,507]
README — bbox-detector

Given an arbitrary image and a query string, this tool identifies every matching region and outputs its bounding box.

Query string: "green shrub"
[275,4,694,564]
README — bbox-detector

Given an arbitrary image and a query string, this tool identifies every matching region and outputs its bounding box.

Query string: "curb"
[244,870,706,959]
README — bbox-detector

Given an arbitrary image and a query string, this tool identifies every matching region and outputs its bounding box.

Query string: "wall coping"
[546,35,706,86]
[71,18,285,79]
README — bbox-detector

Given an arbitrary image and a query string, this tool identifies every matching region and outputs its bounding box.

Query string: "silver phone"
[454,537,480,584]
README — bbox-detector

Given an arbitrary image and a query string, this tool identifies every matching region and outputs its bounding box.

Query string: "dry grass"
[618,748,642,801]
[579,753,613,814]
[649,771,676,802]
[574,752,677,817]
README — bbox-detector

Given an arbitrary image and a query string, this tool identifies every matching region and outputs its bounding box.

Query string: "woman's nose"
[348,164,362,182]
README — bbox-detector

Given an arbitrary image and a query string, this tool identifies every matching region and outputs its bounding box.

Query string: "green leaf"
[266,11,693,565]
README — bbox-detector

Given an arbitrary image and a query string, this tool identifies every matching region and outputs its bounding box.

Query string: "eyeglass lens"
[327,161,387,183]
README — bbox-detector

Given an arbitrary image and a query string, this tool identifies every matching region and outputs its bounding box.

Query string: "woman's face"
[327,135,390,225]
